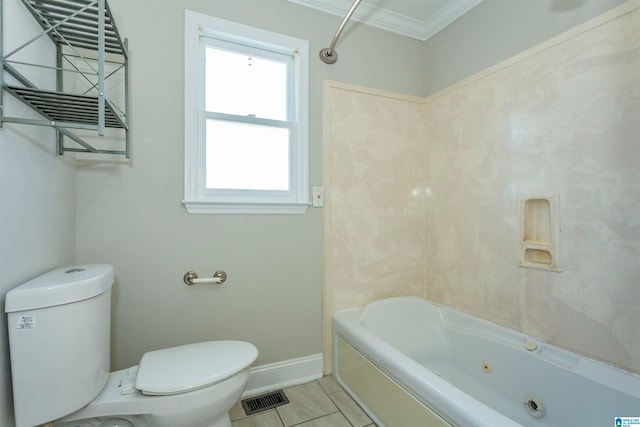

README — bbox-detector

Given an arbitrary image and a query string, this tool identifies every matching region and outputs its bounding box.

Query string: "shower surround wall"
[324,1,640,374]
[323,83,427,372]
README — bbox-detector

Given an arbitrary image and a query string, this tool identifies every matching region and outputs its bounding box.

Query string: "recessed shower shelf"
[0,0,129,157]
[518,196,560,272]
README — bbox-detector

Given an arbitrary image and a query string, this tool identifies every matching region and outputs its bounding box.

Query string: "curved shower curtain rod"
[319,0,364,64]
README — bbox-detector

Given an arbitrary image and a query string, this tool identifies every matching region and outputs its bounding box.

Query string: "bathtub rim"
[367,296,640,394]
[332,307,520,427]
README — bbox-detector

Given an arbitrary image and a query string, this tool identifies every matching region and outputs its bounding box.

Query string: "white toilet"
[5,264,258,427]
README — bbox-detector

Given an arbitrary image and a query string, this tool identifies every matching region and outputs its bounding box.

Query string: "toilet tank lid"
[5,264,114,313]
[136,341,258,395]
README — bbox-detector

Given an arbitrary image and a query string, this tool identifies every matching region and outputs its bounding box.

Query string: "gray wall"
[0,117,76,427]
[75,0,427,371]
[423,0,627,95]
[0,1,76,425]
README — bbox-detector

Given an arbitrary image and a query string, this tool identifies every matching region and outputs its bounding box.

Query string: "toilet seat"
[135,341,258,396]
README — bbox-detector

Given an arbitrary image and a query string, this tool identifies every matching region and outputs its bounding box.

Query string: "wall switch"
[312,186,324,207]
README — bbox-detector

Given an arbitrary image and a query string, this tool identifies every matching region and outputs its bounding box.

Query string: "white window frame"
[183,11,309,214]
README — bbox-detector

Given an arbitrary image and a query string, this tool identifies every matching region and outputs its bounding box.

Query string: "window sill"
[183,200,311,215]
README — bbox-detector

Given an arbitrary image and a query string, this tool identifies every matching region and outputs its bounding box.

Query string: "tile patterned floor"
[230,376,377,427]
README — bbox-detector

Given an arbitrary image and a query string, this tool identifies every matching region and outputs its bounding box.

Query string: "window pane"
[205,46,288,121]
[206,119,290,191]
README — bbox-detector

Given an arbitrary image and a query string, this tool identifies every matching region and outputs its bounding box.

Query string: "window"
[184,11,309,214]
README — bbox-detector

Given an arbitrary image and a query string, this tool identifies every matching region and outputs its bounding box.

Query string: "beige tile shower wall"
[323,82,427,372]
[423,2,640,373]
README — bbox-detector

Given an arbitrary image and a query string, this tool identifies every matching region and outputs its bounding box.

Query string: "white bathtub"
[332,296,640,427]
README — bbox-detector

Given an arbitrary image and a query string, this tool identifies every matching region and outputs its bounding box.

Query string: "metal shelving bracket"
[0,0,129,158]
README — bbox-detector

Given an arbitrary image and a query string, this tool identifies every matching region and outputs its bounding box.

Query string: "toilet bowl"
[5,265,258,427]
[57,343,256,427]
[59,341,257,427]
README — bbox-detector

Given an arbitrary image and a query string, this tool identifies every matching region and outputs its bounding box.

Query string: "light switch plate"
[312,186,324,207]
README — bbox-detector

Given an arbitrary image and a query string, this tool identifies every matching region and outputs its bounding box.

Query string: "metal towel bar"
[183,270,227,285]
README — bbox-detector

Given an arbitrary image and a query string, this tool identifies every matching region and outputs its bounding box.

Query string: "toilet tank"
[5,264,114,427]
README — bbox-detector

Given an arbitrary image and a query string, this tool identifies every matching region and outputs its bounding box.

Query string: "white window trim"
[183,10,310,214]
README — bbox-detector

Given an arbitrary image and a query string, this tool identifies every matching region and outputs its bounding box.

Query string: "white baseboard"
[243,353,323,397]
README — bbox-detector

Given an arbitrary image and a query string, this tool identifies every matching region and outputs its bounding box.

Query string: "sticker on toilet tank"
[16,316,36,330]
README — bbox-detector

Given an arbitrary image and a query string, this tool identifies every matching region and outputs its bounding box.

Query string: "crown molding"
[288,0,482,41]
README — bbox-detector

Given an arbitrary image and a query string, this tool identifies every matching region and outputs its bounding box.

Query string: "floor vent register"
[241,389,290,415]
